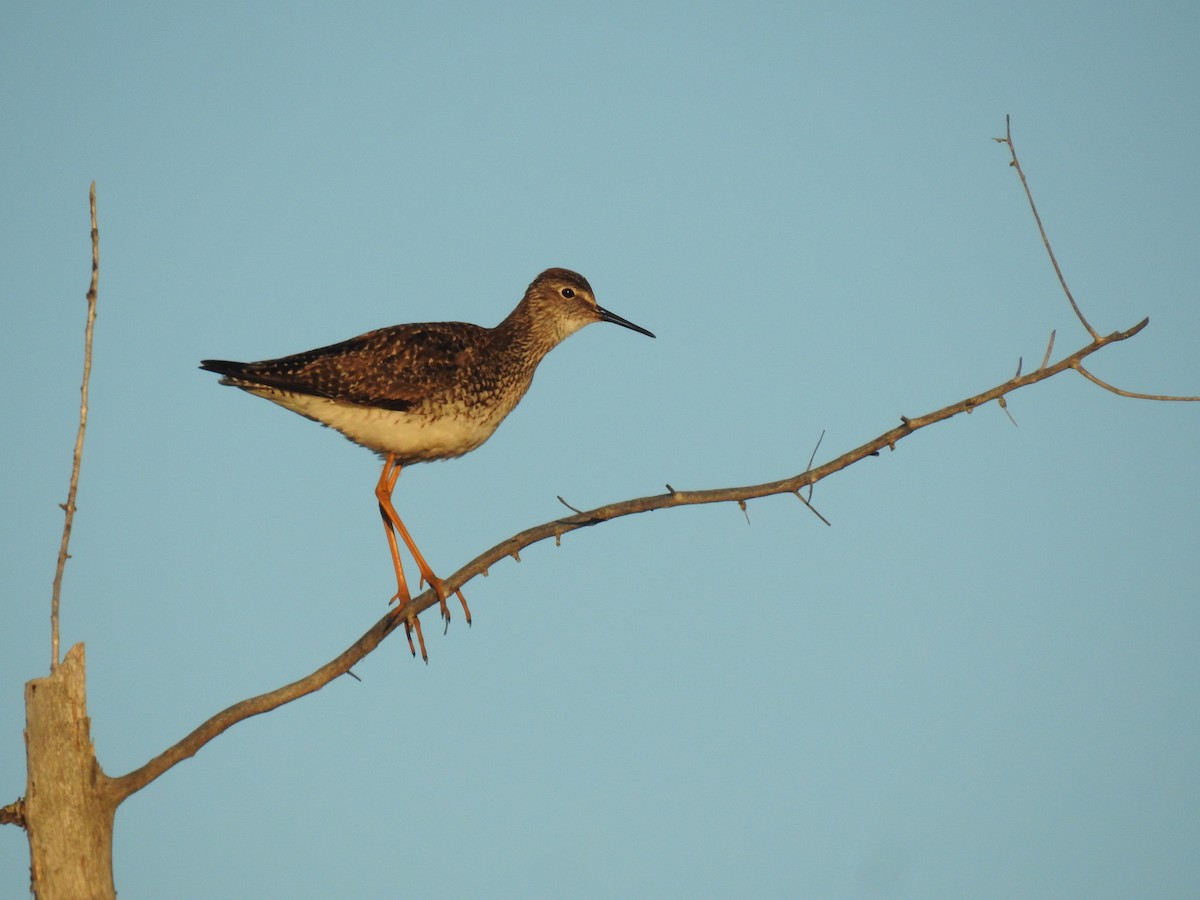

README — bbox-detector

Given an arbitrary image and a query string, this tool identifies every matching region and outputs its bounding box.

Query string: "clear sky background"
[3,2,1198,898]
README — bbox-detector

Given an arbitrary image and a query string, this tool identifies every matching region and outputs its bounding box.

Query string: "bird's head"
[523,268,656,344]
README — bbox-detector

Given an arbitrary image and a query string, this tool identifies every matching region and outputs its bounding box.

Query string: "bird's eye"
[561,287,575,298]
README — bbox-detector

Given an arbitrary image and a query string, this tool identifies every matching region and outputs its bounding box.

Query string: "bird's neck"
[493,299,568,368]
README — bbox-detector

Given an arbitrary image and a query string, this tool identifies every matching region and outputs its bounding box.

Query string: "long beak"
[597,305,655,339]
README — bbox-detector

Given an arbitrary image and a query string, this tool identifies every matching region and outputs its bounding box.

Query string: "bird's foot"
[423,574,471,631]
[405,614,428,662]
[388,589,428,662]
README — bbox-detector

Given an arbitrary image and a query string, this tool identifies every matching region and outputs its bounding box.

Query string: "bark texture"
[24,644,116,900]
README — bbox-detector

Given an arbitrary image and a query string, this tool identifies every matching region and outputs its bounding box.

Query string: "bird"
[201,268,655,659]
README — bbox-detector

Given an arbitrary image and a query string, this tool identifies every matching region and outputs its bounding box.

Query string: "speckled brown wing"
[200,321,489,411]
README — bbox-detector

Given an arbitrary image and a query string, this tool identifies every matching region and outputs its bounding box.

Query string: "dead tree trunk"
[24,644,116,900]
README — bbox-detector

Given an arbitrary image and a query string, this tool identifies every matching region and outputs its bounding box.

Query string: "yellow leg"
[376,456,424,659]
[375,454,471,660]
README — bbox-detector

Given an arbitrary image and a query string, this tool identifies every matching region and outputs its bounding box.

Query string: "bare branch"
[50,182,99,671]
[104,317,1151,804]
[996,116,1100,340]
[1072,362,1200,401]
[97,123,1188,811]
[105,622,389,803]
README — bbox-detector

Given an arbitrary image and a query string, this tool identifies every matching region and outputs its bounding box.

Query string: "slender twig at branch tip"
[1039,330,1056,370]
[793,491,832,526]
[1072,362,1200,401]
[999,116,1099,341]
[557,495,584,514]
[998,395,1018,427]
[50,182,98,671]
[1014,357,1023,378]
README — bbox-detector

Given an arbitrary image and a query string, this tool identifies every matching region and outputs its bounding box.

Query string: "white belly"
[249,389,504,462]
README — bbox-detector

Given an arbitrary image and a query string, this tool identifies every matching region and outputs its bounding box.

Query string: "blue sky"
[3,2,1199,897]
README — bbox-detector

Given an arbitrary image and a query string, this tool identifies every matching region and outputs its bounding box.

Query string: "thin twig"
[995,116,1099,340]
[1073,361,1200,400]
[50,182,98,671]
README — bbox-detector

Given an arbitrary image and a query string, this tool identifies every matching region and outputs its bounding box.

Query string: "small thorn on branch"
[738,499,750,524]
[998,395,1018,427]
[557,495,584,514]
[792,490,832,526]
[1039,330,1056,371]
[804,429,825,474]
